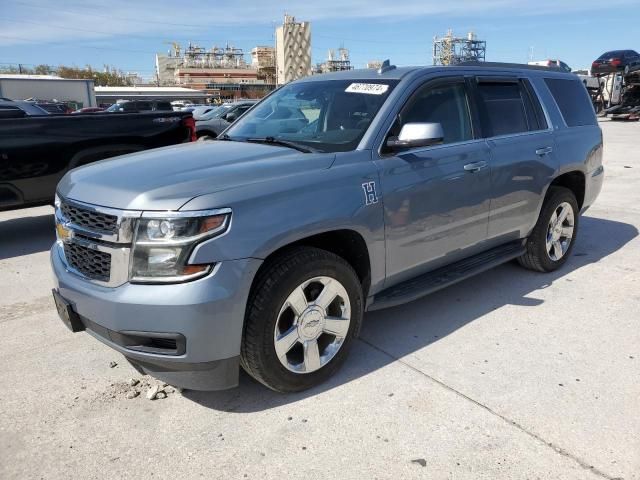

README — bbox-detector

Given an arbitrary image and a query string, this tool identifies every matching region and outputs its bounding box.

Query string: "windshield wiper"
[216,133,233,141]
[245,136,313,153]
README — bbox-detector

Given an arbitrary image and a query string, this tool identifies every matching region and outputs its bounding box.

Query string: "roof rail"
[378,59,397,74]
[456,61,562,71]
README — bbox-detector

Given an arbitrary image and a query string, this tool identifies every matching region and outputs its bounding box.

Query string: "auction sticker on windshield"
[345,83,389,95]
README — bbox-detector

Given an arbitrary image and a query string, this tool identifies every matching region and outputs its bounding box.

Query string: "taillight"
[182,116,197,142]
[611,58,622,66]
[592,61,598,68]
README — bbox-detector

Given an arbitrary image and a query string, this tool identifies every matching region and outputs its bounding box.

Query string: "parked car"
[72,107,105,114]
[195,100,257,138]
[33,101,72,114]
[591,50,640,75]
[528,59,572,72]
[104,99,173,113]
[51,63,603,392]
[0,98,50,118]
[0,111,196,211]
[191,105,223,120]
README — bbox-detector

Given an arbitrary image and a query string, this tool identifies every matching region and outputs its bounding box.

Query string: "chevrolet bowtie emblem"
[56,222,74,242]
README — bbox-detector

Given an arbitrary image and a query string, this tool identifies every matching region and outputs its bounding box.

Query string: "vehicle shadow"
[185,215,638,412]
[0,212,55,260]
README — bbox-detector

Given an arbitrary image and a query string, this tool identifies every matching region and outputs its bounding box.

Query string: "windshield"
[225,79,398,153]
[106,103,129,112]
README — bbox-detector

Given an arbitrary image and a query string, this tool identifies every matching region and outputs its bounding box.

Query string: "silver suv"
[51,62,604,392]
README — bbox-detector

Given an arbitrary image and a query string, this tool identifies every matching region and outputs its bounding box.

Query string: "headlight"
[130,210,230,283]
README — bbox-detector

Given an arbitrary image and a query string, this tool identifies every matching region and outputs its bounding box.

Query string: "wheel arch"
[250,229,372,298]
[549,170,586,209]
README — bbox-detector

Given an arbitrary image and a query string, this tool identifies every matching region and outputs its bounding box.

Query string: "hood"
[58,141,335,210]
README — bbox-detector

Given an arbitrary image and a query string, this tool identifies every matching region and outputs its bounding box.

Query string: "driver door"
[375,77,492,285]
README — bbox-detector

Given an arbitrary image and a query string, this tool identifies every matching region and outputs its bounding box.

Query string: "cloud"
[0,0,637,47]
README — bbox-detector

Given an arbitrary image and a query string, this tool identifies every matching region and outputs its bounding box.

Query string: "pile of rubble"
[105,361,182,400]
[127,377,181,400]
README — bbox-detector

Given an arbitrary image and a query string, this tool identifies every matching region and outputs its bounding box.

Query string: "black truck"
[0,110,196,211]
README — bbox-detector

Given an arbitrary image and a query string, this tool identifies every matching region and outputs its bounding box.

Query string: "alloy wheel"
[274,276,351,374]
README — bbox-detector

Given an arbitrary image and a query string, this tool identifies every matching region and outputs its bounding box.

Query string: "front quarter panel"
[184,150,387,294]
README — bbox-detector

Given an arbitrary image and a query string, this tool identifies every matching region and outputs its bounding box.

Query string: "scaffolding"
[166,42,248,69]
[316,48,353,74]
[433,30,486,66]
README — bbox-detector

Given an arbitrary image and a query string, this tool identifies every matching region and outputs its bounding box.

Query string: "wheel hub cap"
[298,307,324,340]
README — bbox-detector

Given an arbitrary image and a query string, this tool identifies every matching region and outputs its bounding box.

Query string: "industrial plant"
[432,30,487,65]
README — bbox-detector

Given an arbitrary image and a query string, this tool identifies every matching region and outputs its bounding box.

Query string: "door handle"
[463,161,487,173]
[536,146,553,156]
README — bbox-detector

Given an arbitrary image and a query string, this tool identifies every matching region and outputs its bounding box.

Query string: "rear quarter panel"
[530,74,603,213]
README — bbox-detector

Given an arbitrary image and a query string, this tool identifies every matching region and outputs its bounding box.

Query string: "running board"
[367,241,526,311]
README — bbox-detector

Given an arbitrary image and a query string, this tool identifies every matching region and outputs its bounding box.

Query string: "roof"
[298,62,571,83]
[95,86,207,93]
[94,86,209,98]
[299,66,420,82]
[0,74,92,81]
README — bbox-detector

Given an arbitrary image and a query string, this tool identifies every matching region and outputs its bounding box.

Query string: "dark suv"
[591,50,640,75]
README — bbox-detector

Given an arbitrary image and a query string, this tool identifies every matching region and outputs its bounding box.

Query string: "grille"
[61,202,118,234]
[64,243,111,282]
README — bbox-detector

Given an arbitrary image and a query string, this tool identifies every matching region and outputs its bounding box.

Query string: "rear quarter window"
[544,78,596,127]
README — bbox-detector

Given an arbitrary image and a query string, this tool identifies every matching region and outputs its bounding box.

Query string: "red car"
[591,50,640,75]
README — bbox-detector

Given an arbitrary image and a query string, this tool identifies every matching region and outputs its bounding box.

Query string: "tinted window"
[598,51,624,59]
[0,106,26,119]
[520,79,548,131]
[476,81,530,136]
[544,78,596,127]
[397,82,472,145]
[136,102,152,111]
[155,102,172,111]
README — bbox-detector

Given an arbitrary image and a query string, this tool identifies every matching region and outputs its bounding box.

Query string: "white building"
[0,74,96,107]
[251,46,275,69]
[94,86,209,104]
[275,15,311,85]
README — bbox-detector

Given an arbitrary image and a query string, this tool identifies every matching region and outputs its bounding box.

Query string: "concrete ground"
[1,120,638,479]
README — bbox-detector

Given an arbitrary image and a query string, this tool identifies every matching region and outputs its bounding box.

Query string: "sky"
[1,0,639,79]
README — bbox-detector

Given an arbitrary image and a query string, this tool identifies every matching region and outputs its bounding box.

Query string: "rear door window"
[544,78,596,127]
[475,80,532,136]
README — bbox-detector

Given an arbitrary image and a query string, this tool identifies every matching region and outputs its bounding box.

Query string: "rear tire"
[518,186,579,272]
[241,247,363,392]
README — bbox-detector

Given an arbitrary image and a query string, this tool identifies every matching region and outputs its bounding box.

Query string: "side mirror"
[386,122,444,151]
[225,112,239,122]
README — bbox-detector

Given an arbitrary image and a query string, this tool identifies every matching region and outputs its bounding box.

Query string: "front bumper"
[51,244,261,390]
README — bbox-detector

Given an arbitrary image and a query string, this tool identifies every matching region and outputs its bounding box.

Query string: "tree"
[0,64,134,86]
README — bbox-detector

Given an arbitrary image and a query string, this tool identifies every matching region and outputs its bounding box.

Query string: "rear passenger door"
[473,77,556,242]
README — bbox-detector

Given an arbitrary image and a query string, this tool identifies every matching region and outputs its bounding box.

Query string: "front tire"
[241,247,363,392]
[518,186,579,272]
